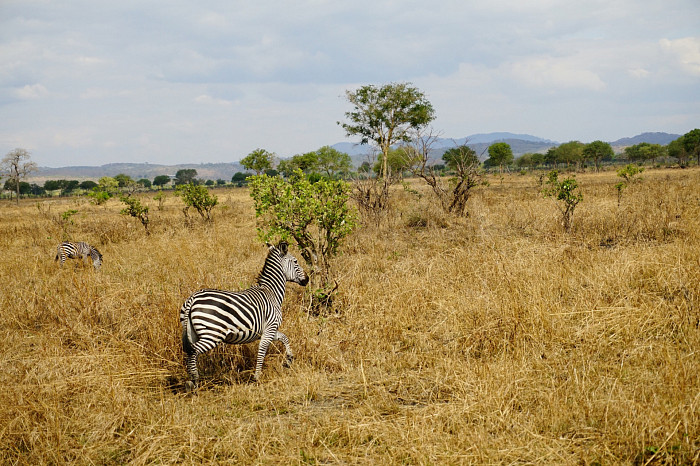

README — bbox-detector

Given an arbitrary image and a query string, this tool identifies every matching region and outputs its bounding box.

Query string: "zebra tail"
[180,301,198,355]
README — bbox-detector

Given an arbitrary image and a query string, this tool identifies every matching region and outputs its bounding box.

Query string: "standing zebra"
[180,242,308,390]
[55,241,103,270]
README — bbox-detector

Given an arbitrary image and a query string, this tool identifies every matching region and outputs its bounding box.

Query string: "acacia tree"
[241,148,275,175]
[153,175,171,187]
[339,82,435,219]
[544,147,559,168]
[340,83,434,179]
[667,137,689,167]
[406,130,483,216]
[624,142,665,165]
[486,142,513,173]
[279,152,319,176]
[278,146,351,179]
[174,169,198,185]
[516,153,544,171]
[682,128,700,165]
[373,147,419,181]
[315,146,352,178]
[556,141,585,170]
[1,148,37,204]
[583,140,614,172]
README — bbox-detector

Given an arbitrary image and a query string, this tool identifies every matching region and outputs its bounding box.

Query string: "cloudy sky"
[1,0,699,167]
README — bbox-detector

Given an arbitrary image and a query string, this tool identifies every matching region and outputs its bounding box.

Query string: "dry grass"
[1,168,698,464]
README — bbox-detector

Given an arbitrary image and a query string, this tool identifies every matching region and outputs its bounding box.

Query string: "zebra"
[55,241,103,270]
[180,242,308,390]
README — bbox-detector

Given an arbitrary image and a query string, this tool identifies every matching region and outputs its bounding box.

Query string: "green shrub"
[175,183,218,221]
[542,170,583,232]
[120,196,150,234]
[249,170,356,312]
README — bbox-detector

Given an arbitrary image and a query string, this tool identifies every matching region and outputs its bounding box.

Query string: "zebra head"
[271,242,309,286]
[92,248,103,270]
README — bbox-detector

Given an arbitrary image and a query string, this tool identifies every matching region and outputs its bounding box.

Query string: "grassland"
[1,167,698,464]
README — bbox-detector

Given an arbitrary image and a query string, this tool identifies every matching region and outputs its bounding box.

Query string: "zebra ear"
[277,241,288,255]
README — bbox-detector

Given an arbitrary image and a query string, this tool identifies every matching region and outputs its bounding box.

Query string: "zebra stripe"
[55,241,103,270]
[180,242,308,390]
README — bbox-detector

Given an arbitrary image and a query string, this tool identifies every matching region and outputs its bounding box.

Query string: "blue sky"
[1,0,699,167]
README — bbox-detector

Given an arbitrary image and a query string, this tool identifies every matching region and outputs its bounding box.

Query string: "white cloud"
[628,68,650,79]
[507,57,607,92]
[1,0,699,167]
[660,37,700,76]
[194,94,233,106]
[51,128,94,148]
[14,83,49,99]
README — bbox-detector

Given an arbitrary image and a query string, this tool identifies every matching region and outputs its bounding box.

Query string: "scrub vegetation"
[1,167,698,464]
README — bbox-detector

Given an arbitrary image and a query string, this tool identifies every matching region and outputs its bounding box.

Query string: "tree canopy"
[174,169,198,185]
[153,175,171,187]
[486,142,513,172]
[1,148,37,204]
[666,137,688,167]
[682,128,700,165]
[443,145,480,172]
[555,141,585,169]
[114,173,135,188]
[583,140,614,171]
[240,148,275,175]
[340,82,435,179]
[624,142,665,165]
[315,146,352,177]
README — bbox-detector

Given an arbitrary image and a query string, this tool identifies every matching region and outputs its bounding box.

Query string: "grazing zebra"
[180,242,308,390]
[55,241,103,270]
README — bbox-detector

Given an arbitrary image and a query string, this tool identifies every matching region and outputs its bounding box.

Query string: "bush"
[249,170,356,311]
[615,164,645,206]
[88,188,111,206]
[175,183,218,221]
[542,170,583,232]
[120,195,150,234]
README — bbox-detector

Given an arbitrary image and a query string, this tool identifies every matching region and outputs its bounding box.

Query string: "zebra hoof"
[283,355,294,368]
[185,381,197,393]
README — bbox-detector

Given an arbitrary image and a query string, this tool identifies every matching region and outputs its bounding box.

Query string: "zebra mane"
[255,245,284,285]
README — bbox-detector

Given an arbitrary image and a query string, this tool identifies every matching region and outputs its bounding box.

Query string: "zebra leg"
[275,331,294,368]
[185,352,199,392]
[182,324,202,391]
[253,329,277,381]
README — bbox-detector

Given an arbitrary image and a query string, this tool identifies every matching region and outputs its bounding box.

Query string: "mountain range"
[33,132,681,180]
[332,131,681,165]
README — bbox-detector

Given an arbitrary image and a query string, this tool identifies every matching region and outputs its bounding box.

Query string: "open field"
[1,168,698,464]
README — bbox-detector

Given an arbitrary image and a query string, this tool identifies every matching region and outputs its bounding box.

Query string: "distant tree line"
[3,123,699,204]
[508,129,700,172]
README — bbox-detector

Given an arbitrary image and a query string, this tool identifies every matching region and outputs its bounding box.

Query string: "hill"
[335,132,559,165]
[30,132,683,180]
[336,131,683,165]
[34,162,245,182]
[609,132,681,147]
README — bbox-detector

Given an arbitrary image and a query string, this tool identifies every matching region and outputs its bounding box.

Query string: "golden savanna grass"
[1,168,698,464]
